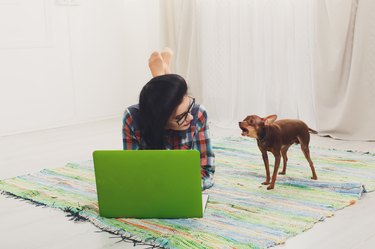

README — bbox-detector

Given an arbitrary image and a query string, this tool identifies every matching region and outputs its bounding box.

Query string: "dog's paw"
[267,185,274,190]
[311,176,318,180]
[261,181,270,185]
[278,171,286,175]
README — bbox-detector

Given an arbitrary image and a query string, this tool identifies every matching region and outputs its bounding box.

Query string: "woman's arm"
[193,105,215,190]
[122,109,140,150]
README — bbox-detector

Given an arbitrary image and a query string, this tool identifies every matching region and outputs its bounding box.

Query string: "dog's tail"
[308,127,318,134]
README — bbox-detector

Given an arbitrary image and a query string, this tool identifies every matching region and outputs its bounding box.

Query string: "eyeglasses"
[176,97,195,126]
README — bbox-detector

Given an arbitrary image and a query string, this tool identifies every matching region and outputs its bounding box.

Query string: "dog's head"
[239,115,277,138]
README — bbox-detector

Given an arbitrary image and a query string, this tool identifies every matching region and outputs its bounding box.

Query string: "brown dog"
[239,115,318,190]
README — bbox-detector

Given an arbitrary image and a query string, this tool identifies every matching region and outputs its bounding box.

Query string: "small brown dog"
[239,115,318,190]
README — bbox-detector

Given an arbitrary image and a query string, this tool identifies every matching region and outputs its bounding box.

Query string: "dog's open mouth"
[240,127,249,136]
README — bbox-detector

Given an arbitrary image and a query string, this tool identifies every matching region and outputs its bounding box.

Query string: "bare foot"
[161,47,173,74]
[148,52,164,77]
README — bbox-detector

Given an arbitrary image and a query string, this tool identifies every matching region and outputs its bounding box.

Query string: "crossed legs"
[148,47,173,77]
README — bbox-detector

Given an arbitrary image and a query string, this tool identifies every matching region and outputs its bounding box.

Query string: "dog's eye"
[247,119,253,125]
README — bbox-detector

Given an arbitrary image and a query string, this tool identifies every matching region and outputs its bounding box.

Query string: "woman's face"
[166,95,194,131]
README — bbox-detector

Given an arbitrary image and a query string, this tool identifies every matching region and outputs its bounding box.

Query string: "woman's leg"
[161,47,173,74]
[148,52,164,77]
[148,48,174,77]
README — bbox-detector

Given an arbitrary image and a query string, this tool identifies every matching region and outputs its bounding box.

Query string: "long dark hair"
[139,74,188,149]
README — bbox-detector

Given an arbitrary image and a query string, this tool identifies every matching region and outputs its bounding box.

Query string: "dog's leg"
[298,140,318,180]
[268,151,281,190]
[279,144,291,175]
[301,145,318,180]
[261,150,271,185]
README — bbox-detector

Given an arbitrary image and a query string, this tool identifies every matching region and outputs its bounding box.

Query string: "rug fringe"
[1,190,47,207]
[83,215,165,248]
[361,184,368,194]
[63,207,89,222]
[1,190,165,248]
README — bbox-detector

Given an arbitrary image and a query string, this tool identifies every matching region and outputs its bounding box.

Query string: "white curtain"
[314,0,375,141]
[160,0,202,101]
[161,0,316,129]
[197,0,316,129]
[161,0,375,140]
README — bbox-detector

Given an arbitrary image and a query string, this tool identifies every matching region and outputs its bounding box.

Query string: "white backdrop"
[199,0,316,128]
[163,0,316,129]
[314,0,375,140]
[2,0,374,140]
[0,0,161,136]
[162,0,375,140]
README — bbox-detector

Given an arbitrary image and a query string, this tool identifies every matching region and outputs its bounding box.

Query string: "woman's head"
[139,74,193,149]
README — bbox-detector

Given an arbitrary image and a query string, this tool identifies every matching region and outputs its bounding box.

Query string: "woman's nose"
[186,113,193,122]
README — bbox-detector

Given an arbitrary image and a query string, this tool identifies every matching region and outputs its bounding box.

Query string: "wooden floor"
[1,118,374,249]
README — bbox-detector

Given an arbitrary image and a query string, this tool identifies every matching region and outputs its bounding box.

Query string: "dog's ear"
[264,115,277,125]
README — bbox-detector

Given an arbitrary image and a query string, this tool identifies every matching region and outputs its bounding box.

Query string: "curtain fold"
[313,0,375,140]
[161,0,375,140]
[160,0,202,101]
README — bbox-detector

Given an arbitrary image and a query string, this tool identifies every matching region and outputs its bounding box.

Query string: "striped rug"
[1,137,375,248]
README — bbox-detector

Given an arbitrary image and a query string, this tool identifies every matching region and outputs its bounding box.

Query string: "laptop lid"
[93,150,204,218]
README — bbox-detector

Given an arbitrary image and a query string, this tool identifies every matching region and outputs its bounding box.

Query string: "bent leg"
[161,47,173,74]
[148,52,164,77]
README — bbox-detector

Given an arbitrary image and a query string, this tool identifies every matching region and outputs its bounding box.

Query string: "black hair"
[139,74,188,149]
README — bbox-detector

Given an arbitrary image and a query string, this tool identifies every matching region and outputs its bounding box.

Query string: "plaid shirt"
[122,104,215,189]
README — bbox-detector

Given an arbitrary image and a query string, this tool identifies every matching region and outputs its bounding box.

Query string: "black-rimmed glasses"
[176,97,195,126]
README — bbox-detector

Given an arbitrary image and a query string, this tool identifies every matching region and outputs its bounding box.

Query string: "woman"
[122,49,215,189]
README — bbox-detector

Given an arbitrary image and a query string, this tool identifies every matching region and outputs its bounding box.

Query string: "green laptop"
[92,150,208,218]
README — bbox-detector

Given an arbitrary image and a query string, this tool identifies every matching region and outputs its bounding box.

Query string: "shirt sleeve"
[122,108,140,150]
[193,105,215,190]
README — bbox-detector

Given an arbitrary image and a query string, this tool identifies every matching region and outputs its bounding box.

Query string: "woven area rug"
[1,137,375,249]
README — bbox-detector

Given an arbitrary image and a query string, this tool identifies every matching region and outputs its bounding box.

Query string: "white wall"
[0,0,162,136]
